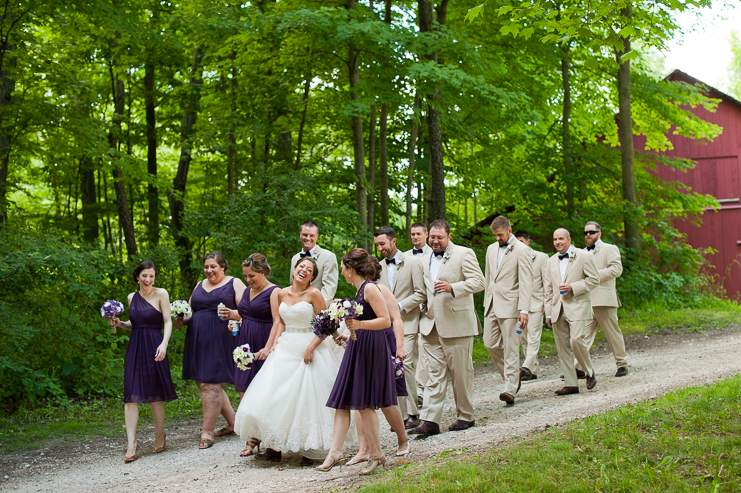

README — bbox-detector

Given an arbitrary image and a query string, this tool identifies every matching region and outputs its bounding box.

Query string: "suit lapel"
[422,250,434,293]
[563,250,576,282]
[436,242,455,281]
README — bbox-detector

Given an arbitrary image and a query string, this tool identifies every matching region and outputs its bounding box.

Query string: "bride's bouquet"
[100,300,124,319]
[233,344,255,371]
[170,300,192,319]
[393,356,404,380]
[312,298,364,342]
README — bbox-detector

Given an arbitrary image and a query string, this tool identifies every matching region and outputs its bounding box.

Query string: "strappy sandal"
[214,427,235,437]
[240,438,261,457]
[124,441,139,463]
[396,442,411,456]
[199,435,214,449]
[153,433,167,453]
[345,453,369,466]
[360,455,387,475]
[315,452,345,472]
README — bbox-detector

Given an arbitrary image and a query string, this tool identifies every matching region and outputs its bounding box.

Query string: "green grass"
[361,373,741,492]
[0,379,241,454]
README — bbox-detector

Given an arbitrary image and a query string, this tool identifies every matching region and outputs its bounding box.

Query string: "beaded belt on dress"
[284,326,309,333]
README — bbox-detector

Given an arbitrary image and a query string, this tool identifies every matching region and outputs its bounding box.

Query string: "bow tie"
[586,245,595,252]
[412,248,424,255]
[558,253,570,260]
[385,258,396,265]
[433,251,445,257]
[300,251,312,258]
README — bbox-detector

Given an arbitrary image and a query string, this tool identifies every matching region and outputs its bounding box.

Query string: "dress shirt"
[558,245,575,281]
[299,245,317,258]
[496,236,514,270]
[587,238,603,252]
[412,245,428,257]
[386,250,401,288]
[429,251,444,282]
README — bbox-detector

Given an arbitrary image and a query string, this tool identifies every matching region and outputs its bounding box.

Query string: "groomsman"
[374,226,427,429]
[514,230,549,381]
[409,220,485,435]
[578,221,629,377]
[289,221,338,306]
[544,228,600,395]
[405,221,431,404]
[482,216,533,405]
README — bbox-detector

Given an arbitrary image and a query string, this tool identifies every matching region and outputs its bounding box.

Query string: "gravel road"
[2,325,740,492]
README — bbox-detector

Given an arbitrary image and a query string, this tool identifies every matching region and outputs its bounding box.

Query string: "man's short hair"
[514,230,530,240]
[584,221,601,231]
[490,215,511,231]
[374,226,396,239]
[300,220,319,231]
[410,222,427,232]
[429,220,451,234]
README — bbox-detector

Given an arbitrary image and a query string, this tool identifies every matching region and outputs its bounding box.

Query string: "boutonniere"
[443,252,452,263]
[569,251,576,263]
[531,254,536,262]
[504,244,515,256]
[398,256,405,267]
[311,252,320,260]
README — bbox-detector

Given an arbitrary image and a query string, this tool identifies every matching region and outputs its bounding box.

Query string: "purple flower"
[100,300,124,319]
[393,357,404,380]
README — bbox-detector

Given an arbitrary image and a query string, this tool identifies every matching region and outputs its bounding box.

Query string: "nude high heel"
[124,441,140,463]
[315,452,345,472]
[153,433,167,453]
[360,455,387,475]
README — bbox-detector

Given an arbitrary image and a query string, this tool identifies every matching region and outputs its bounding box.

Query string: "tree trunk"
[167,46,203,288]
[561,42,574,217]
[346,0,367,239]
[80,157,98,242]
[109,30,137,258]
[368,103,376,229]
[144,52,159,245]
[379,103,389,225]
[295,72,311,170]
[0,36,16,223]
[405,94,420,240]
[616,5,639,251]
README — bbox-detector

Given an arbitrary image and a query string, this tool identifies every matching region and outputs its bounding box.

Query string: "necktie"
[413,248,424,255]
[433,251,445,257]
[300,251,312,258]
[385,258,396,265]
[586,245,595,252]
[558,253,569,260]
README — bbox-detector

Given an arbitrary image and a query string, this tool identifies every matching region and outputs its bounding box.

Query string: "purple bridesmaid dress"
[234,285,278,393]
[182,278,238,384]
[326,280,397,410]
[383,327,408,397]
[123,292,178,403]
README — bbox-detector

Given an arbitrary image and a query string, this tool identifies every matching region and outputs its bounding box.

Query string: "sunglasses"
[584,230,600,236]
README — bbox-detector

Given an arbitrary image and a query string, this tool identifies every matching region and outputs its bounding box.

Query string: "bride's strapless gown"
[234,301,355,459]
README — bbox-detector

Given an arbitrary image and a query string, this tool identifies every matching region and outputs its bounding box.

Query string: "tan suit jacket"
[483,238,533,319]
[544,249,600,323]
[289,244,338,306]
[529,249,549,313]
[420,242,485,338]
[378,253,427,335]
[586,242,622,308]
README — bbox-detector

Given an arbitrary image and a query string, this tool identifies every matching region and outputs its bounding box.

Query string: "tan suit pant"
[399,333,420,419]
[415,335,428,394]
[552,310,594,388]
[520,311,543,375]
[575,306,628,371]
[419,326,475,424]
[483,313,520,395]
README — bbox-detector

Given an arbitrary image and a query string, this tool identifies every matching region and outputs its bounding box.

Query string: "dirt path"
[3,325,741,492]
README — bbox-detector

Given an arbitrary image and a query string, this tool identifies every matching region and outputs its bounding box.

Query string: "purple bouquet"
[392,357,404,380]
[312,298,364,342]
[100,300,124,319]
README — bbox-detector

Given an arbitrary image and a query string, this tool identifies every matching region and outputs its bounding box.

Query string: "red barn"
[638,70,741,300]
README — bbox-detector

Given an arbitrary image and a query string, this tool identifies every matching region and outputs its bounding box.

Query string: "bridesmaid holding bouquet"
[108,260,177,463]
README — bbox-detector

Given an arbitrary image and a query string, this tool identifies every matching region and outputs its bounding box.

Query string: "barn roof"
[665,69,741,109]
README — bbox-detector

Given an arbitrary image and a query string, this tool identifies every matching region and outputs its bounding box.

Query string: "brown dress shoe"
[256,448,282,462]
[516,368,523,394]
[499,392,515,405]
[405,415,420,429]
[576,369,586,379]
[448,419,475,431]
[586,373,597,390]
[408,421,440,436]
[616,367,628,377]
[555,386,579,396]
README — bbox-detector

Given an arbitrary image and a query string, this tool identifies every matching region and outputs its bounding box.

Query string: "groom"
[289,221,338,306]
[410,220,485,436]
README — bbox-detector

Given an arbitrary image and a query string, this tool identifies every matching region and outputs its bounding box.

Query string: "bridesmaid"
[320,248,395,475]
[108,260,177,462]
[174,251,247,449]
[232,253,280,457]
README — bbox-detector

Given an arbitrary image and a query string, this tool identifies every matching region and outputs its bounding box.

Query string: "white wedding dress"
[234,301,354,459]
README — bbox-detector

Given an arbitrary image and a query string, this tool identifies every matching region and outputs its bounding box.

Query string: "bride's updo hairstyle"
[342,248,381,280]
[294,256,319,282]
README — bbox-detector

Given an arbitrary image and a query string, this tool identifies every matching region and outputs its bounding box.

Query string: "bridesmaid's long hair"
[133,260,157,283]
[342,248,380,280]
[242,253,271,276]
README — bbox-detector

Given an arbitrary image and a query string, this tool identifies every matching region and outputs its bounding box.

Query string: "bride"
[234,256,353,465]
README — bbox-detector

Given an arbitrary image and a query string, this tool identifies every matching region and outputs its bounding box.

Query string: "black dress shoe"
[523,374,538,381]
[586,373,597,390]
[576,369,586,379]
[405,415,420,429]
[256,448,282,462]
[448,419,475,431]
[300,456,316,467]
[499,392,515,405]
[408,421,440,436]
[616,367,628,377]
[555,386,579,396]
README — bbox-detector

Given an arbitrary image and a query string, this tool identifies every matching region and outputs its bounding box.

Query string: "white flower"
[343,300,351,308]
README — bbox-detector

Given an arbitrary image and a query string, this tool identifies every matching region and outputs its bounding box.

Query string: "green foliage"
[361,374,741,492]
